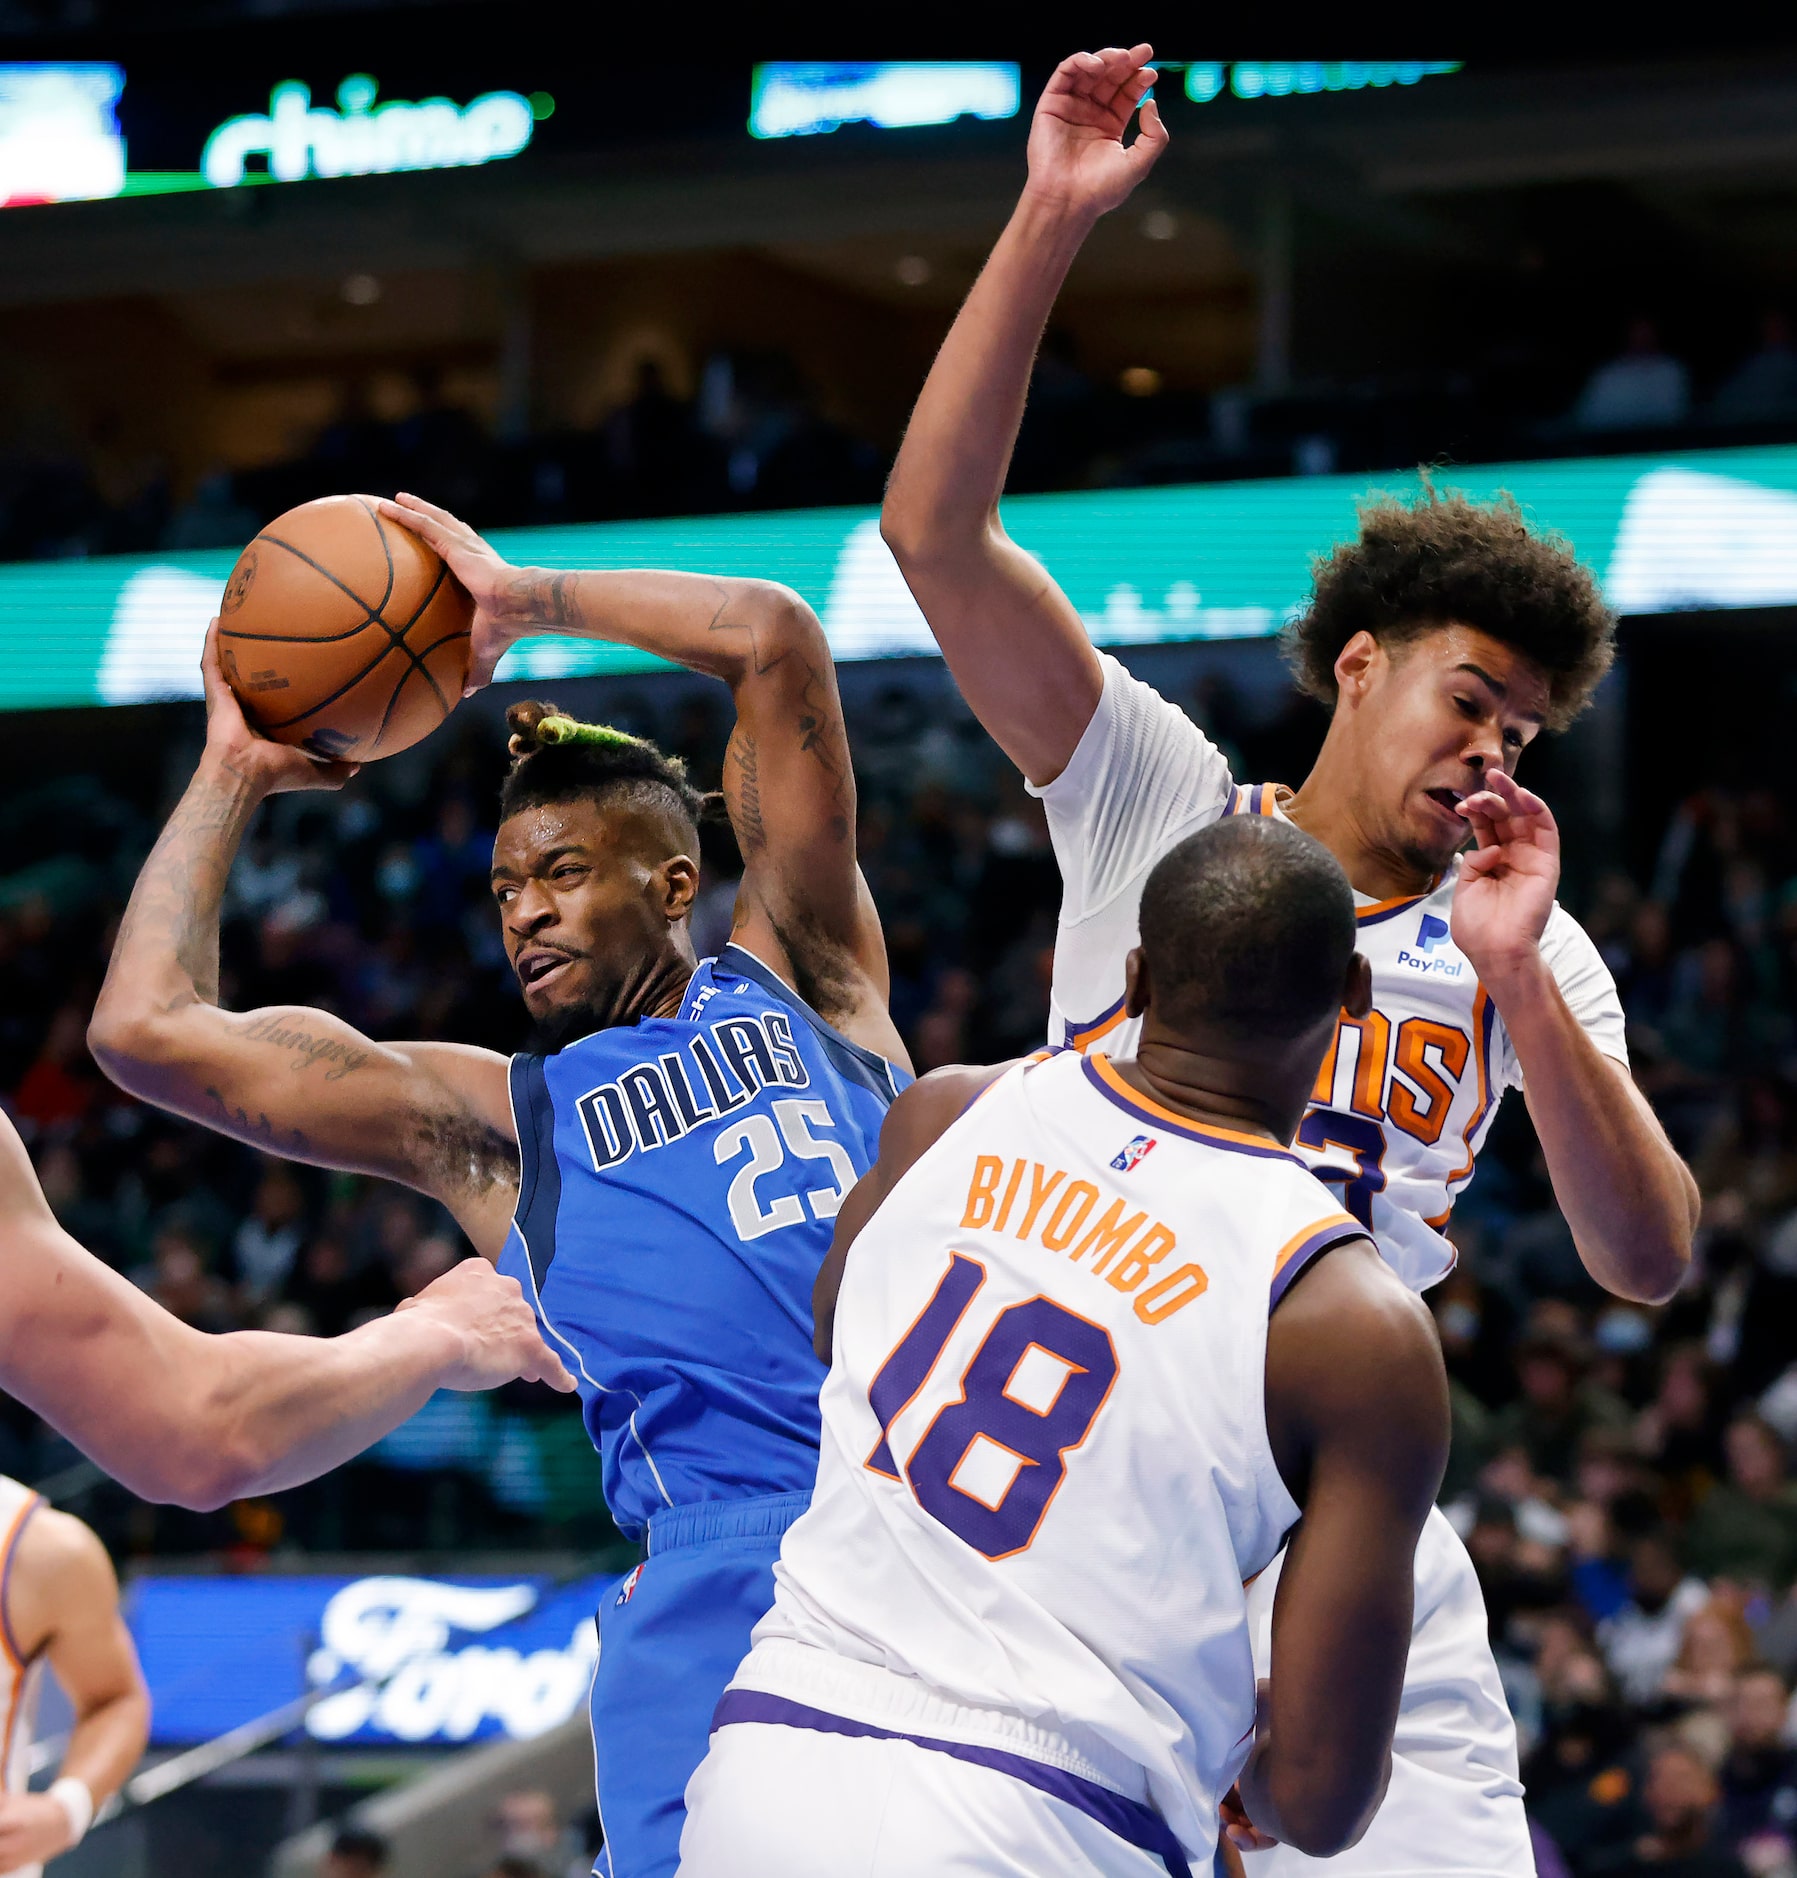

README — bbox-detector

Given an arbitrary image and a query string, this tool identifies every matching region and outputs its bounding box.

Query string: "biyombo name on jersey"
[1395,912,1465,979]
[576,1010,813,1169]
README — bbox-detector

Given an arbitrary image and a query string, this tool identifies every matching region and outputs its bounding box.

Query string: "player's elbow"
[732,581,828,672]
[1268,1755,1388,1859]
[878,493,991,574]
[87,998,182,1091]
[114,1435,260,1511]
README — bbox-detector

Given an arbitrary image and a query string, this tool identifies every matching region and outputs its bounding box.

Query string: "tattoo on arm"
[241,1013,373,1080]
[205,1085,310,1156]
[114,769,257,1007]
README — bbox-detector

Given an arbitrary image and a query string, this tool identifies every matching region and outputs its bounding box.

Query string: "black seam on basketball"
[250,640,407,731]
[353,496,398,618]
[393,562,454,713]
[254,533,386,622]
[369,662,425,753]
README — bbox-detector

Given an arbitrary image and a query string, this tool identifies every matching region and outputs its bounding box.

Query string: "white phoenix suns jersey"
[1035,652,1628,1291]
[0,1477,45,1870]
[737,1048,1363,1862]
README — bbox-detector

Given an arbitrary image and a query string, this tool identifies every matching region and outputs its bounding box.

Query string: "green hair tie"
[534,715,641,751]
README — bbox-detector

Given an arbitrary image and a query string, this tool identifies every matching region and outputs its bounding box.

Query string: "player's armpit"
[89,1001,519,1253]
[812,1063,1013,1358]
[1245,1241,1449,1858]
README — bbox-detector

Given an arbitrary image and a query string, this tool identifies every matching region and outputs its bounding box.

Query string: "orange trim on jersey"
[0,1491,42,1781]
[0,1494,38,1677]
[1425,1208,1454,1230]
[1444,986,1495,1188]
[1271,1214,1361,1284]
[1065,1001,1129,1052]
[1087,1054,1291,1155]
[1356,892,1426,922]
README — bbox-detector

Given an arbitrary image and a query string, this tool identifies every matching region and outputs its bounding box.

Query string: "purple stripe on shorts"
[711,1688,1193,1878]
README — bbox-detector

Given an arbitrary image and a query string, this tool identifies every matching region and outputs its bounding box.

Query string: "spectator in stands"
[1488,1326,1631,1481]
[1588,1740,1750,1877]
[1712,313,1797,424]
[1575,318,1692,432]
[1686,1417,1797,1587]
[1600,1532,1714,1705]
[1717,1667,1797,1867]
[323,1825,390,1878]
[229,1166,308,1312]
[1661,1598,1758,1709]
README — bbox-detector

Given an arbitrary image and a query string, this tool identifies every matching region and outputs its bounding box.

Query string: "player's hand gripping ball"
[217,493,474,761]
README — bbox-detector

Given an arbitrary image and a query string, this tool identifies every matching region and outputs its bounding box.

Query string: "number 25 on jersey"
[862,1253,1118,1560]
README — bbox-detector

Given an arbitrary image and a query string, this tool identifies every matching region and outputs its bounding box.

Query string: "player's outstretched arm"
[1240,1240,1450,1858]
[0,1507,148,1871]
[880,47,1166,787]
[88,628,520,1257]
[378,494,908,1068]
[811,1063,1009,1357]
[0,1108,571,1512]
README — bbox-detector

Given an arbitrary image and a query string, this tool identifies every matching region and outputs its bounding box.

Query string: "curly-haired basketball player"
[878,44,1698,1878]
[90,511,910,1878]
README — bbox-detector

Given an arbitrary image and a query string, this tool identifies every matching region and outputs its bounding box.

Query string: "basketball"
[216,494,474,762]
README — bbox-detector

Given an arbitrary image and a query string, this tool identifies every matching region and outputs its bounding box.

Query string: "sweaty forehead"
[491,800,621,871]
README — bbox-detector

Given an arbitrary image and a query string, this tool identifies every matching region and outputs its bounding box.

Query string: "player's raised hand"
[201,621,361,796]
[1025,45,1167,221]
[377,491,522,695]
[1451,768,1560,982]
[397,1257,576,1394]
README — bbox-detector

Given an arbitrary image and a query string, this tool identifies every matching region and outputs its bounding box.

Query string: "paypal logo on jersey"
[1396,911,1464,978]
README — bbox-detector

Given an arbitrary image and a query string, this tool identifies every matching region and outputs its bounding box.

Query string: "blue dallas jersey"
[500,944,908,1543]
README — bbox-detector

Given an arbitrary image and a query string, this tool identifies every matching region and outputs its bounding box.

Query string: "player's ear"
[1332,630,1380,702]
[1123,946,1150,1020]
[1342,950,1372,1019]
[659,855,700,924]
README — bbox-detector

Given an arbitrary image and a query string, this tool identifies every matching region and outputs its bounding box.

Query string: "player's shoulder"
[6,1504,119,1651]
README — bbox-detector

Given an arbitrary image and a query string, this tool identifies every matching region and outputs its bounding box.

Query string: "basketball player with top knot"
[89,494,911,1878]
[879,44,1699,1878]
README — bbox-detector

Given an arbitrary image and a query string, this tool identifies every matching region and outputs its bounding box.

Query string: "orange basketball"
[217,494,474,762]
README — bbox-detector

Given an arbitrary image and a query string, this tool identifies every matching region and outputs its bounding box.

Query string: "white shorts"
[1245,1504,1533,1877]
[678,1718,1167,1877]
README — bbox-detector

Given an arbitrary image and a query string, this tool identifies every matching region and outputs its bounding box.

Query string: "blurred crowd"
[5,308,1797,563]
[0,656,1795,1872]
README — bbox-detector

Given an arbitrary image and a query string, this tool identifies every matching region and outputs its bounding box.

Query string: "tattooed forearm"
[241,1013,372,1081]
[110,760,260,1008]
[794,659,853,841]
[205,1085,311,1157]
[727,729,766,854]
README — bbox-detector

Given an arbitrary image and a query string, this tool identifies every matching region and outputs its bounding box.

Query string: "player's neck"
[1115,1042,1304,1148]
[1285,740,1437,902]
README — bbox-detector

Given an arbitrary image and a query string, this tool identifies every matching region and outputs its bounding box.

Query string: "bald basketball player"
[0,1483,147,1877]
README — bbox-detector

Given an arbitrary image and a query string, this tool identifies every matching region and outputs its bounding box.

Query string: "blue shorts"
[590,1491,809,1878]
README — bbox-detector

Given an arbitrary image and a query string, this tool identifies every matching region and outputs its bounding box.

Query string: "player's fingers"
[533,1343,577,1392]
[1049,51,1104,97]
[390,489,464,530]
[375,495,449,548]
[1129,95,1170,164]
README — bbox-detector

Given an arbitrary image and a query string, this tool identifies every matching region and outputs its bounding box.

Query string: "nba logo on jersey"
[1110,1133,1158,1173]
[615,1563,645,1608]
